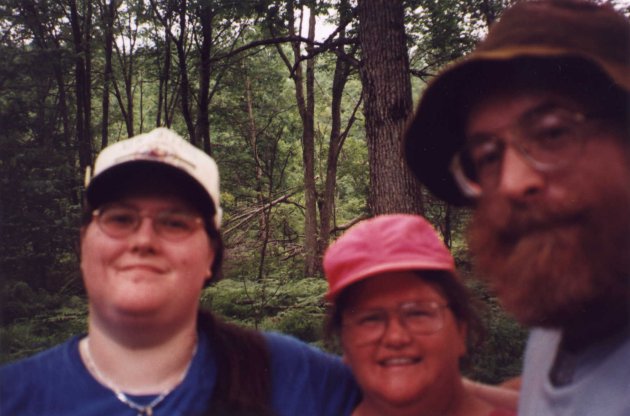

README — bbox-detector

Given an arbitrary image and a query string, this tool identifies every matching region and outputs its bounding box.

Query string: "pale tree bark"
[319,0,359,254]
[274,1,319,276]
[357,0,423,214]
[244,73,268,281]
[244,73,267,238]
[196,2,213,153]
[301,3,318,276]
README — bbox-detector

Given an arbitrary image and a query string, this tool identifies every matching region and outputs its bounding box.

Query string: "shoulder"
[263,331,345,371]
[1,337,83,415]
[262,332,359,416]
[1,336,79,376]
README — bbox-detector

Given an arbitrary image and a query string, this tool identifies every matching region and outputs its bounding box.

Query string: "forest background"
[3,0,627,383]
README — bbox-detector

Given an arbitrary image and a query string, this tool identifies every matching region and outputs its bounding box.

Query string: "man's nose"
[497,146,546,201]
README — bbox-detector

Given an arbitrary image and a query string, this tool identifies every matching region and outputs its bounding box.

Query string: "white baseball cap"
[84,127,222,228]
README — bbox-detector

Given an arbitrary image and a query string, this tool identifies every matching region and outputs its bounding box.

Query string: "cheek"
[339,333,370,374]
[175,237,214,277]
[80,226,117,273]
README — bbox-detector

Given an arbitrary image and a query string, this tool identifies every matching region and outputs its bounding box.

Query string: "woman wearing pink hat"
[323,214,516,416]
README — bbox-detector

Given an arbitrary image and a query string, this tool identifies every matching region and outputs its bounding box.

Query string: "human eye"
[526,109,581,150]
[403,303,438,321]
[101,208,136,229]
[159,213,197,233]
[355,311,385,327]
[467,137,502,173]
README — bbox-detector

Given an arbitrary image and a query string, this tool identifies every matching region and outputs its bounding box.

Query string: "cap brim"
[325,261,456,302]
[86,161,216,217]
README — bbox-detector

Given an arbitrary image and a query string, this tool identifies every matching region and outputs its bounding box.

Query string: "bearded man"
[403,1,630,415]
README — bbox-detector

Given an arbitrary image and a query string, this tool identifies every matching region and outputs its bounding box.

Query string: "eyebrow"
[467,99,581,141]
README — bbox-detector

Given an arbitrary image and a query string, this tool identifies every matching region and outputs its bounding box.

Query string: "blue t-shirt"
[0,331,359,416]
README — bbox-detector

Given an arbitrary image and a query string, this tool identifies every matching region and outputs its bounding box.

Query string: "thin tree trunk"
[101,0,116,147]
[319,0,356,254]
[302,4,318,276]
[175,0,195,142]
[69,0,92,171]
[196,2,213,153]
[244,74,267,239]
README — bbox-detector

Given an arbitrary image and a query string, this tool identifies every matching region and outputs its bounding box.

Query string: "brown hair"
[198,310,274,416]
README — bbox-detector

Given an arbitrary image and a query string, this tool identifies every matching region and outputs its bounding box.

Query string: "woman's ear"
[204,249,215,283]
[457,322,468,357]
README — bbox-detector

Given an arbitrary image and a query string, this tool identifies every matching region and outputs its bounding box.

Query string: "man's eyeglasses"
[92,205,204,241]
[342,301,449,346]
[450,105,594,198]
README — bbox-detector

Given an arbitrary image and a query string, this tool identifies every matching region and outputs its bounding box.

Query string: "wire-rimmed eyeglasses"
[342,301,449,346]
[92,205,204,242]
[450,104,594,198]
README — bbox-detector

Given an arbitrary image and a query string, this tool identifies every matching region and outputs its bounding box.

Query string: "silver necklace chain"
[82,337,197,416]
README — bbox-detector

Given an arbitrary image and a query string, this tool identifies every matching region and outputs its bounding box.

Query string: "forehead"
[465,89,582,135]
[111,192,199,212]
[343,271,446,310]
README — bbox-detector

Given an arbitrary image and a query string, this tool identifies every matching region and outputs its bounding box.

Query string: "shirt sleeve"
[264,331,360,416]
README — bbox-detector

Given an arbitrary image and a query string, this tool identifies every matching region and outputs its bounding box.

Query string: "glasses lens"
[452,107,587,197]
[343,302,446,345]
[400,302,444,335]
[97,207,138,238]
[518,107,585,166]
[344,310,387,346]
[155,212,201,240]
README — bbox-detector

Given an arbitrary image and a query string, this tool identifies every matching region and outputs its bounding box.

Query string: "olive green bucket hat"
[403,0,630,205]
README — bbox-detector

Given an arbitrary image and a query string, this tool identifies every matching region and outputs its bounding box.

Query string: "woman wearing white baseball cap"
[1,127,359,416]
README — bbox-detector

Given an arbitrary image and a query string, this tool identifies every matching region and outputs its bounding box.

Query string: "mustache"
[473,198,587,240]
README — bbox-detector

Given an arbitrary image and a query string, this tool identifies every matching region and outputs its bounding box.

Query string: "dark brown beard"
[468,187,630,329]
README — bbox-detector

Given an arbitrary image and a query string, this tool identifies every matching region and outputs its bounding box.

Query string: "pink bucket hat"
[323,214,456,302]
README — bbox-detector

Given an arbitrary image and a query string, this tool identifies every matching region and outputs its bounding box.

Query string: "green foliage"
[202,277,328,344]
[0,0,525,385]
[465,279,527,383]
[0,292,87,365]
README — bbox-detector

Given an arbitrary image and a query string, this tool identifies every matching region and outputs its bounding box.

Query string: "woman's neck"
[80,320,198,395]
[352,377,493,416]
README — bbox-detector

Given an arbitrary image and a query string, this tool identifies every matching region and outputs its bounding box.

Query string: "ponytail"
[198,310,275,416]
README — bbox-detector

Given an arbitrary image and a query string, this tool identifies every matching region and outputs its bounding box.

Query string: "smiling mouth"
[379,357,422,367]
[120,264,165,273]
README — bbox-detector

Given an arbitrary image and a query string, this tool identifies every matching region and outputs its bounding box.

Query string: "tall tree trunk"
[84,0,93,144]
[302,4,318,276]
[175,0,196,142]
[319,0,356,254]
[196,2,213,153]
[274,1,320,276]
[69,0,93,171]
[357,0,423,215]
[158,26,172,126]
[244,73,267,239]
[101,0,116,148]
